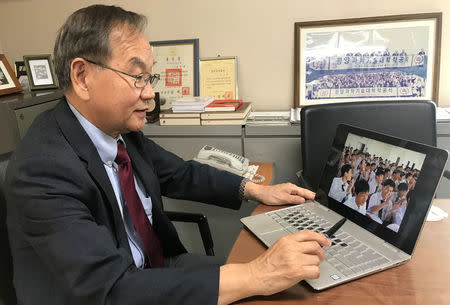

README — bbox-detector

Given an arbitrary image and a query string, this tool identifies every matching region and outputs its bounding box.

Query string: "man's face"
[344,169,353,181]
[381,185,393,199]
[355,191,369,206]
[86,25,155,137]
[398,190,407,198]
[375,174,383,184]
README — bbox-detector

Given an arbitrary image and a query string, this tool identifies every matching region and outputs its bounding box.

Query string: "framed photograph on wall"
[150,39,199,110]
[199,56,238,99]
[23,54,59,90]
[0,54,23,96]
[294,13,442,107]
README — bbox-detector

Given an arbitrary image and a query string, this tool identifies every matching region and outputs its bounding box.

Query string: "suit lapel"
[54,99,130,249]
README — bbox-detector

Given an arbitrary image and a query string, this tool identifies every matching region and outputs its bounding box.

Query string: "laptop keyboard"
[266,205,390,276]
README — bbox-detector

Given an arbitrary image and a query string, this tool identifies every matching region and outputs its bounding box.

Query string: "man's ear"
[70,58,90,100]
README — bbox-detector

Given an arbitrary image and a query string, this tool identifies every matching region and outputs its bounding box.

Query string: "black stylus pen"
[324,217,347,238]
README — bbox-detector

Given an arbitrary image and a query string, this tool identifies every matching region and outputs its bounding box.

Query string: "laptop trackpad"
[260,230,288,246]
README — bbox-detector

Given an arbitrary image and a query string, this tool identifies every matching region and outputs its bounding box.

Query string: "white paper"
[426,205,448,222]
[436,107,450,121]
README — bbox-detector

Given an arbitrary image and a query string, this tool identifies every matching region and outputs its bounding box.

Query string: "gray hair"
[53,5,147,92]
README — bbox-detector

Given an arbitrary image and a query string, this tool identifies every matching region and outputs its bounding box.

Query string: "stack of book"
[159,109,201,126]
[204,99,243,112]
[172,96,214,113]
[200,102,252,125]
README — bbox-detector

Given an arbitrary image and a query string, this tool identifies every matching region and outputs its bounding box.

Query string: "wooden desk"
[227,199,450,305]
[250,163,273,186]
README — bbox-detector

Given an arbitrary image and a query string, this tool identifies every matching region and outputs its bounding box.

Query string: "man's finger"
[286,195,306,204]
[289,186,315,200]
[292,230,331,247]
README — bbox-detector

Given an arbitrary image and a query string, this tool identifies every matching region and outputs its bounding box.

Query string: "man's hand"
[244,182,315,206]
[347,178,354,194]
[248,230,331,295]
[218,230,331,304]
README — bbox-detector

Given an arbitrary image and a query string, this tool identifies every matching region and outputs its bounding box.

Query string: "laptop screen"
[318,124,447,255]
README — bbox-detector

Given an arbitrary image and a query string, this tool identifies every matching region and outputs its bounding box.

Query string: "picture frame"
[294,13,442,107]
[0,54,23,96]
[15,61,27,77]
[150,38,199,110]
[23,54,59,90]
[199,56,238,99]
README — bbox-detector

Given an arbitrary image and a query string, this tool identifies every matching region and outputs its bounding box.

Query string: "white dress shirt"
[343,196,367,215]
[328,177,349,202]
[68,101,151,268]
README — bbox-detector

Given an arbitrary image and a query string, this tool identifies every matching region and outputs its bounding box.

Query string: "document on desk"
[436,107,450,121]
[426,205,448,221]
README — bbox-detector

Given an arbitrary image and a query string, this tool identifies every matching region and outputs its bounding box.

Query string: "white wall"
[0,0,449,109]
[345,133,425,168]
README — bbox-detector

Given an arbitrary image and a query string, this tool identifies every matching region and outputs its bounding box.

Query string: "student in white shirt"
[353,159,370,182]
[329,164,354,203]
[368,162,377,182]
[366,179,395,223]
[343,179,369,215]
[368,169,384,195]
[384,183,408,225]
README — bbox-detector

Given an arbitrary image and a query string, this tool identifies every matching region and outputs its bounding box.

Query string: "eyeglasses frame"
[82,58,160,88]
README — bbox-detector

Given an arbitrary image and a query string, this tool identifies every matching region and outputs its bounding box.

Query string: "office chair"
[299,100,437,191]
[164,211,214,256]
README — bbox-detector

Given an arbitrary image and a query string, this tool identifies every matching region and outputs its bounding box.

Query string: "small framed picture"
[23,54,59,90]
[0,54,23,96]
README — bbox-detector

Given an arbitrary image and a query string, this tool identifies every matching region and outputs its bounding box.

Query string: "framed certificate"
[199,56,238,99]
[150,39,199,110]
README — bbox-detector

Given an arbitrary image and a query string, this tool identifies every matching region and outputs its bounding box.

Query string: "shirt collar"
[67,100,123,167]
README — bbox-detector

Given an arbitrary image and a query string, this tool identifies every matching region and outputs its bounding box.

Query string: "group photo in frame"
[294,13,442,107]
[0,54,22,96]
[23,54,59,90]
[199,56,238,100]
[150,38,199,110]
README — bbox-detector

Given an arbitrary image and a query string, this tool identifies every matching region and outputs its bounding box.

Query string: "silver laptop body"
[241,124,448,290]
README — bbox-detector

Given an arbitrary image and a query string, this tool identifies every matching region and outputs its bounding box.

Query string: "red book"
[204,99,243,112]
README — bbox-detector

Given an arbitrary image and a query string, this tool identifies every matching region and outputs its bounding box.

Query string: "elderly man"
[5,5,330,305]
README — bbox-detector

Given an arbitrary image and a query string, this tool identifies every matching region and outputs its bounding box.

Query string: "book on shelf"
[172,96,214,112]
[159,117,201,126]
[204,99,243,112]
[200,116,249,126]
[200,102,252,120]
[159,109,201,118]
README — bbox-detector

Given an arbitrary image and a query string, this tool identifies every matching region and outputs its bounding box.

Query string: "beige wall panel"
[1,0,448,109]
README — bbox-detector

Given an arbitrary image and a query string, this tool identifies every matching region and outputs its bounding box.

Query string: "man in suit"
[5,5,330,305]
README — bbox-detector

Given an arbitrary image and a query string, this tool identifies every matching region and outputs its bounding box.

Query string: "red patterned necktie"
[115,140,164,268]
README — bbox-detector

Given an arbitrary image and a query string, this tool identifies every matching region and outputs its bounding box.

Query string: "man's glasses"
[83,58,160,88]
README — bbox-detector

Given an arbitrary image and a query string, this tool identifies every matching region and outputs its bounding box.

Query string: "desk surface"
[227,199,450,305]
[250,163,273,186]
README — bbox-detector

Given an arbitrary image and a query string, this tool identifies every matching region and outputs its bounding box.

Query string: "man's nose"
[141,82,155,100]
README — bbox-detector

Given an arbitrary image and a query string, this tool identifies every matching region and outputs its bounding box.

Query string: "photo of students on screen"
[329,133,425,232]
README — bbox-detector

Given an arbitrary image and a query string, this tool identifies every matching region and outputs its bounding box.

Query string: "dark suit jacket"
[5,99,243,305]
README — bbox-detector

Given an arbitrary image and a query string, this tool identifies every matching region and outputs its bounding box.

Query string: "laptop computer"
[241,123,448,290]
